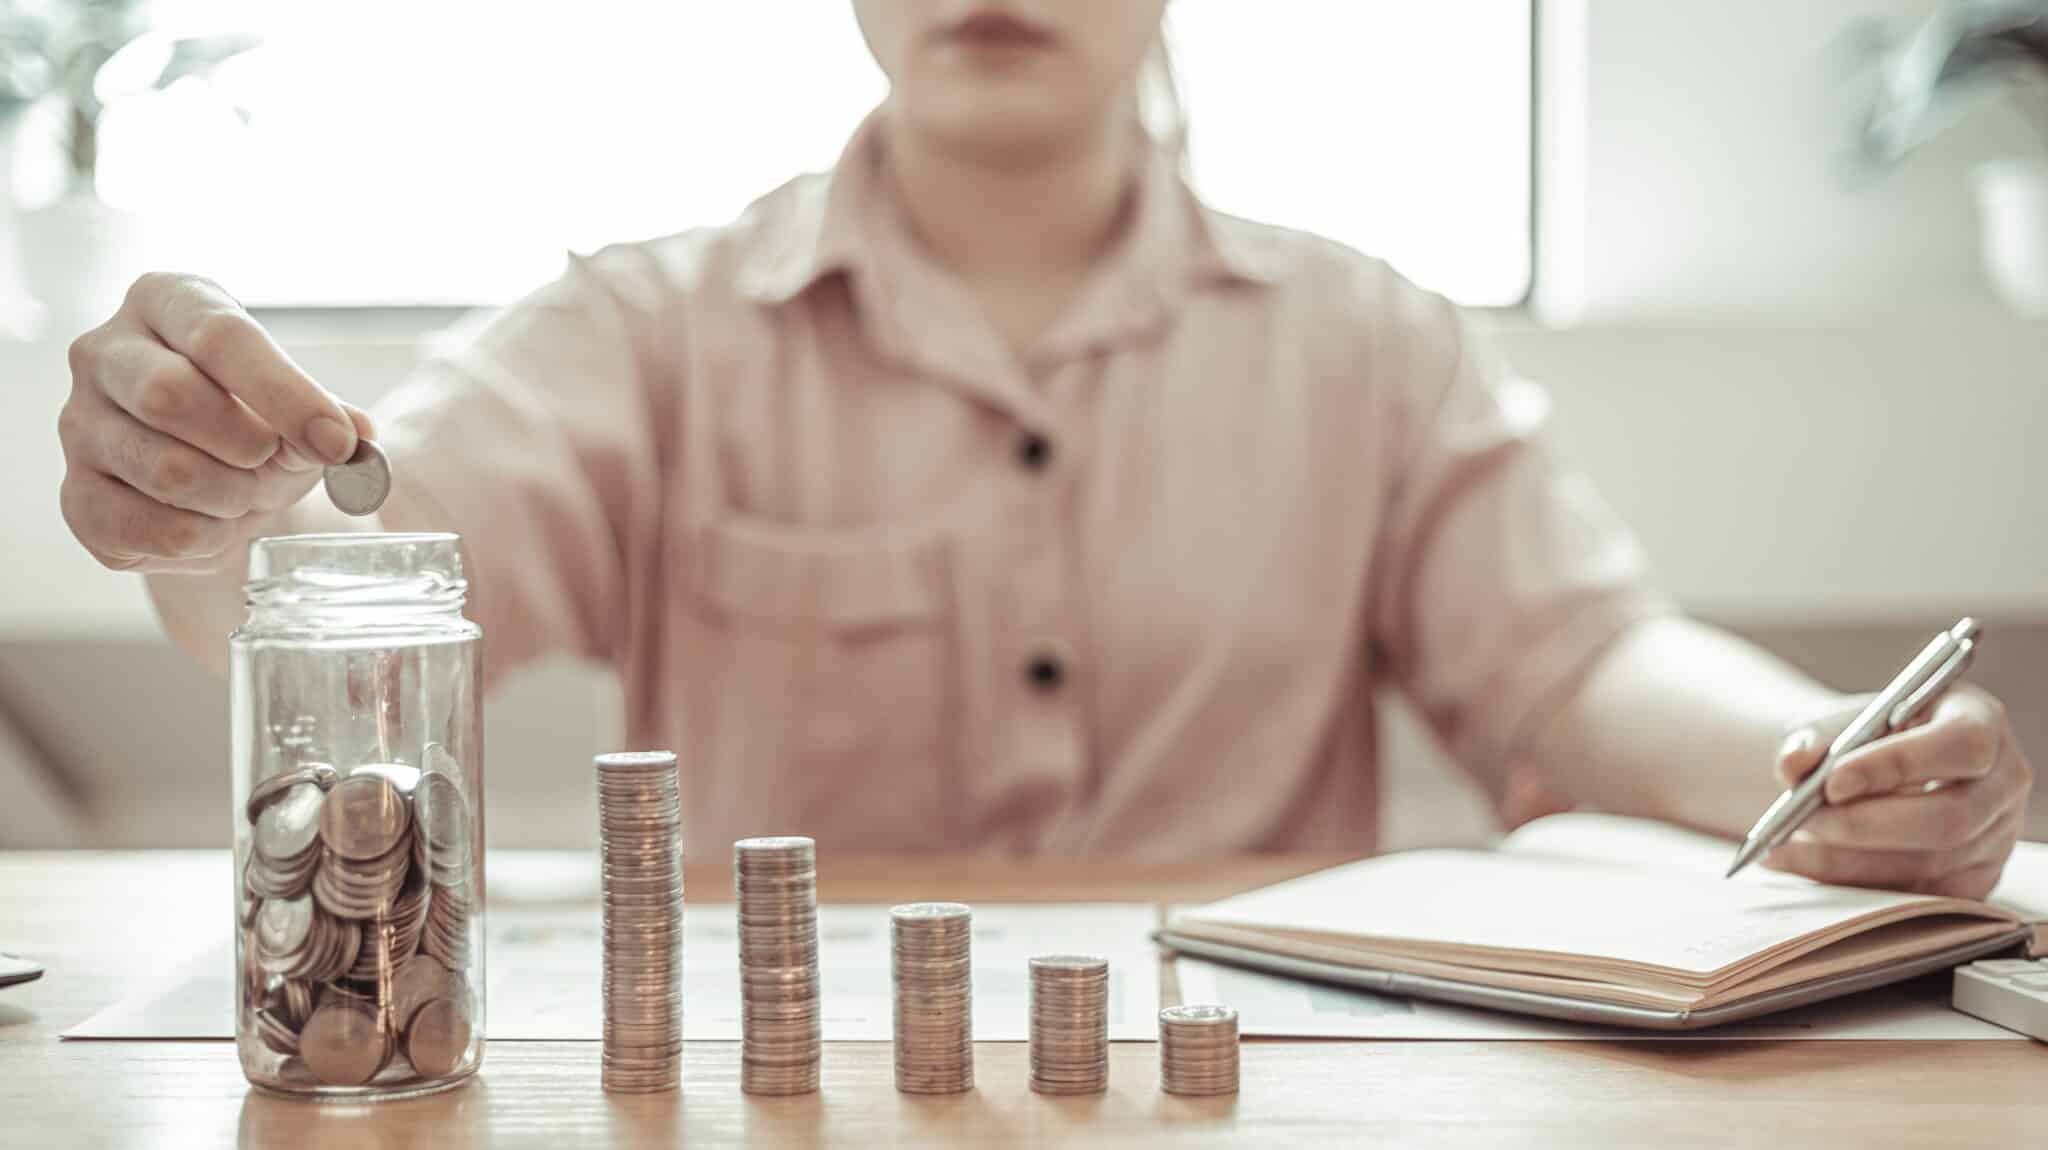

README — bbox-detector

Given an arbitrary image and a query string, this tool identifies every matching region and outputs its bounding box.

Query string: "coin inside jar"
[421,769,473,851]
[299,1000,391,1086]
[404,995,473,1078]
[245,764,339,824]
[387,955,454,1033]
[254,782,326,862]
[320,775,411,861]
[351,762,421,795]
[322,439,391,517]
[255,895,314,959]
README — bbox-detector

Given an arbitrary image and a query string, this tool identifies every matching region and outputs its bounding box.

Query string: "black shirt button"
[1016,431,1053,472]
[1026,653,1066,691]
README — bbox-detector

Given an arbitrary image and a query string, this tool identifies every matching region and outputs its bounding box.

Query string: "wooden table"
[4,852,2045,1148]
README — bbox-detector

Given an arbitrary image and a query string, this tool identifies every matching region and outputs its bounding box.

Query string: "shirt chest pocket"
[678,515,959,836]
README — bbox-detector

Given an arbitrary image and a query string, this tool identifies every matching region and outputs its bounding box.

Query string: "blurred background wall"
[1,0,2043,849]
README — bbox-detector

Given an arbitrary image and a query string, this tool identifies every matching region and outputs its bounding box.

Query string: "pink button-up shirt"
[377,114,1665,859]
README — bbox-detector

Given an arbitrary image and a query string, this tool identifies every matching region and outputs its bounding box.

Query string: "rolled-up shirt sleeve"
[1367,282,1671,797]
[374,246,671,685]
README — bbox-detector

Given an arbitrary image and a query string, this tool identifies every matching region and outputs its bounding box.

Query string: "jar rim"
[245,532,467,611]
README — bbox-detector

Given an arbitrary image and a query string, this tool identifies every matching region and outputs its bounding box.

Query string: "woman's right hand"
[60,273,374,572]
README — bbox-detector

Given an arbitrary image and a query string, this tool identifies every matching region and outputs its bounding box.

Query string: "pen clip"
[1886,638,1976,731]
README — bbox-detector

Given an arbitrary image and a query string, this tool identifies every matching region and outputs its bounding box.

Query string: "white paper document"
[66,902,1163,1042]
[1173,956,2023,1041]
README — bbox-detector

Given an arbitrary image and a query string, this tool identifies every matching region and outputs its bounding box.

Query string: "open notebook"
[1160,813,2048,1030]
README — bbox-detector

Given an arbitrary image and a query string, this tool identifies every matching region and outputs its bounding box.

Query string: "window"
[78,0,1532,309]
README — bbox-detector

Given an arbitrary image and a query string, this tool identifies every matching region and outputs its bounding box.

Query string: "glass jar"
[230,533,484,1099]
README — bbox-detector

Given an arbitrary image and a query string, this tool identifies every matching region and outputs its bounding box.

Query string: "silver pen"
[1725,617,1982,878]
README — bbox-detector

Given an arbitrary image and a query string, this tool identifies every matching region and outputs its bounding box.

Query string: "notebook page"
[1987,841,2048,924]
[1499,812,1766,882]
[1505,813,2048,924]
[1170,849,1993,979]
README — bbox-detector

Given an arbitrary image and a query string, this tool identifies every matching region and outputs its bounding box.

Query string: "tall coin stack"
[734,836,822,1095]
[890,902,973,1094]
[1158,1004,1239,1096]
[595,751,684,1094]
[1027,954,1111,1095]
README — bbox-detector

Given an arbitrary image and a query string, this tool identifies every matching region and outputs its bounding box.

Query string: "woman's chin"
[900,99,1097,165]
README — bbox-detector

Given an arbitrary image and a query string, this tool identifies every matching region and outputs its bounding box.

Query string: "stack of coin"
[314,771,414,922]
[891,902,973,1094]
[237,758,479,1089]
[734,836,821,1096]
[418,760,476,969]
[1028,954,1110,1095]
[245,766,336,900]
[1158,1004,1239,1096]
[596,750,684,1094]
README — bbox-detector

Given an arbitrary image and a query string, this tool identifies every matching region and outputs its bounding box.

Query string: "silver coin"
[1161,1003,1237,1027]
[246,764,339,825]
[253,782,326,862]
[1029,953,1111,1095]
[596,750,684,1092]
[323,439,391,517]
[255,895,314,959]
[350,761,421,795]
[252,1006,301,1055]
[416,770,469,856]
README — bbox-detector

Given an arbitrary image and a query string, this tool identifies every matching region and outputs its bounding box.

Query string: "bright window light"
[91,1,1532,308]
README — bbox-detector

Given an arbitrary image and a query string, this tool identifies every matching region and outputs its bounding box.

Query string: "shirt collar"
[736,108,1283,316]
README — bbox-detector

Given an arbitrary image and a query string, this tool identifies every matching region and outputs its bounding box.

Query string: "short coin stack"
[1027,954,1110,1095]
[890,902,973,1094]
[595,751,685,1094]
[735,836,822,1095]
[1157,1004,1239,1096]
[238,758,477,1089]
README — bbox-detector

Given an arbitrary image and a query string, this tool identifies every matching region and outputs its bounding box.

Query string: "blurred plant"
[1841,0,2048,175]
[0,0,255,195]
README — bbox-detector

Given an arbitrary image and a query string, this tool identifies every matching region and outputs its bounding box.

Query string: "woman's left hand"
[1765,683,2033,898]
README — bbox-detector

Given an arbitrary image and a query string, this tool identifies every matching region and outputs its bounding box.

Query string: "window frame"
[251,0,1539,335]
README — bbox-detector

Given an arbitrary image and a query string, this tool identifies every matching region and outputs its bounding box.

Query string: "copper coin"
[319,775,410,861]
[404,995,473,1078]
[299,1000,389,1086]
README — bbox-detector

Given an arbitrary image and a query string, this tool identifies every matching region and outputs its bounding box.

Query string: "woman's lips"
[943,10,1058,51]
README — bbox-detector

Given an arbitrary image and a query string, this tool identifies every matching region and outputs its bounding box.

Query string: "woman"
[56,2,2030,889]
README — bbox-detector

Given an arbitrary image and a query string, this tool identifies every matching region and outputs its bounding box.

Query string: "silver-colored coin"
[596,749,684,1093]
[1159,1002,1240,1096]
[253,782,326,863]
[891,901,972,1094]
[350,761,421,795]
[246,764,339,825]
[1029,953,1111,1095]
[1161,1003,1237,1027]
[255,895,314,960]
[283,979,318,1028]
[416,770,469,859]
[323,439,391,517]
[252,1006,300,1055]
